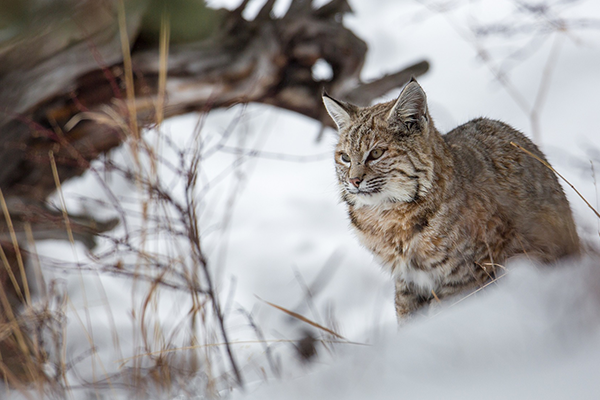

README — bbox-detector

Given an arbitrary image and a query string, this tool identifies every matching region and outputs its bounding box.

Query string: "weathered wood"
[0,0,428,204]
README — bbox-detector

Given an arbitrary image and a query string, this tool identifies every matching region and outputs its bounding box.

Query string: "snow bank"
[237,258,600,400]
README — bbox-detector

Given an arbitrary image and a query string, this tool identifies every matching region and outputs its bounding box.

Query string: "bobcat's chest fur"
[349,204,456,296]
[349,207,444,294]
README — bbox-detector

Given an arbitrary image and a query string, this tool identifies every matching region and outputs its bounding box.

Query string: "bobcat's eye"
[368,148,384,160]
[340,153,351,163]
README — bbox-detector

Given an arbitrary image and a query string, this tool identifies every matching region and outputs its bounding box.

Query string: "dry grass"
[0,7,344,398]
[0,112,352,398]
[511,141,600,219]
[2,8,231,398]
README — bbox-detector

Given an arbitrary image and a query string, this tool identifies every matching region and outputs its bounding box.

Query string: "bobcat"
[323,78,580,320]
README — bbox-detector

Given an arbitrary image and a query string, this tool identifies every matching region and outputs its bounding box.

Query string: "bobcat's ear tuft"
[322,93,357,131]
[387,79,428,131]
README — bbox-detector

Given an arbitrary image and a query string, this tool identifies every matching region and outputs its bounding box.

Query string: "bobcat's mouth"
[344,186,399,208]
[346,186,382,196]
[344,180,421,206]
[346,177,386,196]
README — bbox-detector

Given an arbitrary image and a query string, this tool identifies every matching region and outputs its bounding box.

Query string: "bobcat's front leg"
[394,279,430,323]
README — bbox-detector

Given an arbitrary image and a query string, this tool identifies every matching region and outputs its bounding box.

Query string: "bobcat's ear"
[387,78,428,131]
[322,93,357,131]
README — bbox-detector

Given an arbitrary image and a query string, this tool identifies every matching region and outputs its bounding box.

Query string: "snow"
[8,0,600,399]
[237,259,600,400]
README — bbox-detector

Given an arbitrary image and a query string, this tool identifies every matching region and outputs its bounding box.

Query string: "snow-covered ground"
[238,258,600,400]
[10,0,600,399]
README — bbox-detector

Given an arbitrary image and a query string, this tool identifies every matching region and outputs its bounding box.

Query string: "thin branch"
[285,0,313,18]
[343,60,430,106]
[256,296,347,340]
[511,141,600,218]
[256,0,278,20]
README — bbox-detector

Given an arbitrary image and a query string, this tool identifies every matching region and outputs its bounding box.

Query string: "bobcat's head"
[323,79,437,208]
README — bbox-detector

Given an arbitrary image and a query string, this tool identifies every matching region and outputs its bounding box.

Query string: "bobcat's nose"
[349,177,362,188]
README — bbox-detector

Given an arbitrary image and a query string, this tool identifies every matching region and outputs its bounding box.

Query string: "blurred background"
[1,0,600,398]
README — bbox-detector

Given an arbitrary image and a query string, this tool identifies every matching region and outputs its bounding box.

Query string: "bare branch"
[233,0,252,15]
[256,0,278,20]
[343,60,430,106]
[314,0,353,19]
[285,0,313,18]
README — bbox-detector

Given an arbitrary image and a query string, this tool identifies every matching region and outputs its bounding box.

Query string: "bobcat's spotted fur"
[323,79,580,320]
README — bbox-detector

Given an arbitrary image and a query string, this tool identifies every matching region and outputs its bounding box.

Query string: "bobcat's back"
[444,118,579,261]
